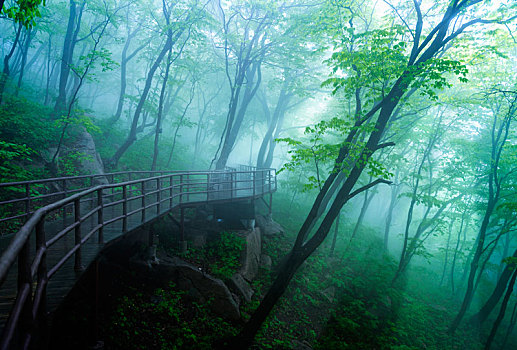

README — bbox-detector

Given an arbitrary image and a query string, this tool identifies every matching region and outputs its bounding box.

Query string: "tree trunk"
[329,212,340,257]
[484,268,517,350]
[54,0,83,112]
[215,62,262,170]
[0,22,22,104]
[384,169,399,250]
[15,27,33,95]
[110,36,173,168]
[440,218,455,286]
[151,50,172,171]
[450,209,468,293]
[469,248,517,326]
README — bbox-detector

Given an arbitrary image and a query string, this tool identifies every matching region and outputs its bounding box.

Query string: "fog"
[1,0,517,348]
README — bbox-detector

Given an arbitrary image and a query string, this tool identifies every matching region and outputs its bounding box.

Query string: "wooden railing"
[0,167,276,349]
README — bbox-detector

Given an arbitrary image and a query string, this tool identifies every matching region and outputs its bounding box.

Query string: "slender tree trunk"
[440,218,455,286]
[451,209,468,293]
[15,27,32,95]
[384,169,399,250]
[55,0,83,112]
[0,22,22,104]
[216,62,262,170]
[484,268,517,350]
[110,36,173,168]
[167,83,195,167]
[151,50,172,171]
[469,248,517,326]
[329,212,340,257]
[501,301,517,349]
[346,182,374,254]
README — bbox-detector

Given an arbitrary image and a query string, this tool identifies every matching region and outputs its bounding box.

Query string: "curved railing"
[0,166,276,349]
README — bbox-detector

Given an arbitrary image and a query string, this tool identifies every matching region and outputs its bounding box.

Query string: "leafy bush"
[108,282,237,349]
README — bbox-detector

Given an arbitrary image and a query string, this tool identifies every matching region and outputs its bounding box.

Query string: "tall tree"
[222,1,510,347]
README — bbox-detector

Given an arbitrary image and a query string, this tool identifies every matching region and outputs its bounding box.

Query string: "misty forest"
[1,0,517,349]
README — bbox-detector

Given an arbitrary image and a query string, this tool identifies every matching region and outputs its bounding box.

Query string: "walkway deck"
[0,166,276,349]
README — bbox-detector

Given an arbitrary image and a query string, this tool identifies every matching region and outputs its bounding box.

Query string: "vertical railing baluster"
[97,189,104,244]
[74,199,83,272]
[180,175,184,205]
[122,185,128,233]
[24,183,30,218]
[169,175,173,209]
[252,171,256,197]
[35,219,48,339]
[207,173,210,201]
[18,238,32,346]
[62,180,67,229]
[230,171,234,199]
[141,181,146,223]
[269,169,272,193]
[157,178,161,214]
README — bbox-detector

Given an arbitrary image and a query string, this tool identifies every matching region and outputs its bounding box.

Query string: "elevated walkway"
[0,166,276,349]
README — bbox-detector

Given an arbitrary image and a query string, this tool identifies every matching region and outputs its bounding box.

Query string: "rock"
[157,257,241,321]
[227,273,254,303]
[73,128,108,184]
[44,127,108,184]
[260,254,272,270]
[255,214,284,236]
[239,227,261,281]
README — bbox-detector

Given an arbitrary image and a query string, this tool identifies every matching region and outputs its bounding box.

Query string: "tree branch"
[348,179,392,200]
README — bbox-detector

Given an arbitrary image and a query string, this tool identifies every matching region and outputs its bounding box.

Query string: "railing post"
[74,199,83,272]
[207,173,210,201]
[35,219,48,343]
[141,181,146,223]
[157,178,161,214]
[180,175,184,204]
[122,185,128,233]
[185,174,190,202]
[169,175,173,209]
[268,169,272,193]
[230,171,234,199]
[62,180,67,229]
[24,183,30,217]
[252,171,255,197]
[180,207,187,252]
[97,189,104,244]
[17,238,33,347]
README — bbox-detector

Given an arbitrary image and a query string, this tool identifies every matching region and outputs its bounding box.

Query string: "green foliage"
[2,0,45,28]
[323,25,408,97]
[175,231,244,280]
[278,116,392,190]
[0,97,55,151]
[58,150,93,177]
[108,282,237,349]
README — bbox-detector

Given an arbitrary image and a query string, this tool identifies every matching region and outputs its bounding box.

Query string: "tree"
[222,0,509,347]
[450,88,517,333]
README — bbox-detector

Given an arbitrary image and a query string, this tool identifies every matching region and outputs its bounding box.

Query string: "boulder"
[227,273,254,303]
[260,254,272,271]
[239,227,261,281]
[157,257,241,321]
[44,127,108,184]
[255,214,284,237]
[73,128,108,184]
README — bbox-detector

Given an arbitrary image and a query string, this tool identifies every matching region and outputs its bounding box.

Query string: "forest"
[1,0,517,349]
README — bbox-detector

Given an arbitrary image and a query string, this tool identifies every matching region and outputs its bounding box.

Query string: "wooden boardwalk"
[0,166,276,349]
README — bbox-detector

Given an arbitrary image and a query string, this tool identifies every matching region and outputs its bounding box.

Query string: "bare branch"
[348,179,392,200]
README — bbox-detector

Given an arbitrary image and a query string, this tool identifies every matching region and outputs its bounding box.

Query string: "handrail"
[0,168,238,234]
[0,167,276,349]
